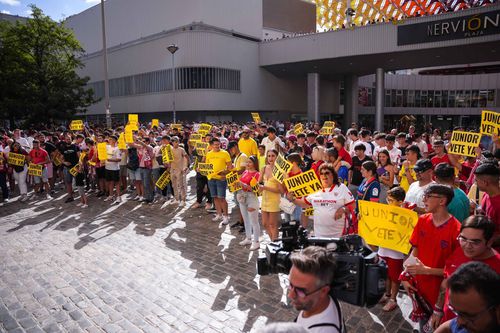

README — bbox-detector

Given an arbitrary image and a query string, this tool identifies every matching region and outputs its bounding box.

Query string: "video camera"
[257,221,387,307]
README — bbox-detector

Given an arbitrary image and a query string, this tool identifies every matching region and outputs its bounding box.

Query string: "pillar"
[307,73,320,123]
[375,67,385,132]
[343,74,358,131]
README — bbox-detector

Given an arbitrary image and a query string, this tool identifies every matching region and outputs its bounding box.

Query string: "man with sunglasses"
[288,246,344,333]
[431,215,500,330]
[435,262,499,333]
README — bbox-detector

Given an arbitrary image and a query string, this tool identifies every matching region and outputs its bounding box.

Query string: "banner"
[323,121,335,128]
[251,112,261,123]
[480,110,500,136]
[195,142,209,156]
[128,114,138,123]
[319,127,333,136]
[271,153,292,183]
[250,177,261,196]
[28,163,43,177]
[69,164,80,177]
[449,131,481,158]
[358,201,418,254]
[171,124,182,131]
[304,207,314,216]
[293,123,304,134]
[70,120,83,131]
[7,152,25,167]
[226,171,242,192]
[124,125,134,143]
[199,123,212,133]
[97,142,108,161]
[189,134,202,143]
[162,145,174,163]
[155,170,171,190]
[197,163,214,177]
[117,133,127,150]
[151,119,159,128]
[283,169,322,198]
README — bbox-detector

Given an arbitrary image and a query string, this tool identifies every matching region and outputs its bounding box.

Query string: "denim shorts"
[33,167,48,184]
[208,179,227,198]
[63,167,73,184]
[128,168,142,181]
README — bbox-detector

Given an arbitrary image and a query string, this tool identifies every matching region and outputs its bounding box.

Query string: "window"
[385,89,391,107]
[434,90,441,108]
[441,90,448,108]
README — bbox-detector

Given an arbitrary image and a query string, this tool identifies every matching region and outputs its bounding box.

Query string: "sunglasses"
[285,279,327,299]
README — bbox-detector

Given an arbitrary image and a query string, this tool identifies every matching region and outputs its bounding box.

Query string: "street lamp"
[101,0,111,128]
[167,44,179,123]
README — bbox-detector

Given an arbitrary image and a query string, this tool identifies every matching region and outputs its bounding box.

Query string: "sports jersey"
[409,214,461,305]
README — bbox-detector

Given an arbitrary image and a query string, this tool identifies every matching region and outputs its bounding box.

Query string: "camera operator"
[287,246,344,333]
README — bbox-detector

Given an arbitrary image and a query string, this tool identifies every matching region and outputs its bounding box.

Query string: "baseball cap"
[414,159,433,172]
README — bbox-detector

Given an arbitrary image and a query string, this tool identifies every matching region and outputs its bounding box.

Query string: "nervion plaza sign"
[397,9,500,46]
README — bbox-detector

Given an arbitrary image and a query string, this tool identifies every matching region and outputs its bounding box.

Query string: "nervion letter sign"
[397,9,500,46]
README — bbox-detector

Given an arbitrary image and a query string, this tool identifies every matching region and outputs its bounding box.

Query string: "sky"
[0,0,100,21]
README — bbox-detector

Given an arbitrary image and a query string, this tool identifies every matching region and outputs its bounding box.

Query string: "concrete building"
[65,0,500,129]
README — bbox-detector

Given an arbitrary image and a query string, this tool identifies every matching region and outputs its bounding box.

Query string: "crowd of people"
[0,118,499,333]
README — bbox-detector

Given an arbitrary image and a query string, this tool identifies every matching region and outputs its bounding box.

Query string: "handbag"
[279,196,296,215]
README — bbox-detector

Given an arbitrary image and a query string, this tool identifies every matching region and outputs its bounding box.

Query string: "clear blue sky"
[0,0,100,21]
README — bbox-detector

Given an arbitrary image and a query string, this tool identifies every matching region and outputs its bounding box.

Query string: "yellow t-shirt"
[234,153,248,172]
[206,149,231,180]
[398,164,416,192]
[238,138,258,157]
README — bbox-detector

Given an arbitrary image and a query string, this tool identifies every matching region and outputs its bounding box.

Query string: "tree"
[0,5,97,127]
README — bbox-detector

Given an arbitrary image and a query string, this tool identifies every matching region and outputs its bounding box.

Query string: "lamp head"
[167,44,179,54]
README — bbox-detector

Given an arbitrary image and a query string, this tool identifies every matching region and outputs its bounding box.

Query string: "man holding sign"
[288,164,355,238]
[205,137,233,225]
[28,140,52,199]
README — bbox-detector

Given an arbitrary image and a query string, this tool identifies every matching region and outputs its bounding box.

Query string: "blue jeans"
[238,191,261,242]
[139,168,153,201]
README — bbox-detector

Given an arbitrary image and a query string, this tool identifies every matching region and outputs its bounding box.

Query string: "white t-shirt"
[387,147,402,165]
[261,136,284,154]
[415,140,428,155]
[405,181,434,208]
[348,139,361,157]
[105,145,122,171]
[296,296,341,333]
[305,184,355,238]
[362,141,373,157]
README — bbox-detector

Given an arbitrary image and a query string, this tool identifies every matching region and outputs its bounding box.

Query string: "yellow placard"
[124,126,134,143]
[70,120,84,131]
[283,169,322,198]
[155,170,171,190]
[79,151,87,164]
[319,127,333,136]
[226,171,242,193]
[198,124,212,134]
[271,153,292,183]
[304,207,314,216]
[7,152,25,167]
[293,123,304,134]
[129,122,139,131]
[358,201,418,254]
[195,142,209,156]
[117,133,127,150]
[251,112,261,123]
[250,177,261,196]
[480,110,500,136]
[171,124,182,131]
[28,163,43,177]
[69,164,80,177]
[162,145,174,164]
[449,131,481,158]
[198,163,214,177]
[52,154,62,166]
[323,121,335,128]
[189,134,202,143]
[97,142,108,161]
[152,119,159,128]
[128,114,138,123]
[192,156,199,171]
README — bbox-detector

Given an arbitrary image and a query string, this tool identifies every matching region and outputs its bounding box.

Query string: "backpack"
[127,147,139,170]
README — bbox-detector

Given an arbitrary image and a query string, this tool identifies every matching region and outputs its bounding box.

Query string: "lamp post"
[100,0,111,128]
[167,44,179,123]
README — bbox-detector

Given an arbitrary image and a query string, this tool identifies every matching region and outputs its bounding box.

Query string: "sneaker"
[382,299,398,312]
[221,216,230,225]
[132,196,140,201]
[20,195,28,202]
[112,197,122,205]
[76,202,83,207]
[230,221,243,229]
[249,242,260,251]
[46,194,53,200]
[239,238,252,246]
[64,197,74,203]
[139,196,146,202]
[81,204,88,208]
[3,198,9,203]
[104,196,113,202]
[212,214,222,222]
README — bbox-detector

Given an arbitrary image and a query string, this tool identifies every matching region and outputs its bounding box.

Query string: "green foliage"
[0,5,97,126]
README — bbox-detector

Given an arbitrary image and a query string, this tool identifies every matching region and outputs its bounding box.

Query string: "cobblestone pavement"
[1,173,418,332]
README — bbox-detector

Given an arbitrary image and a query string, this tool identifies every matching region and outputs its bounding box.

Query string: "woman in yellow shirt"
[258,149,282,242]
